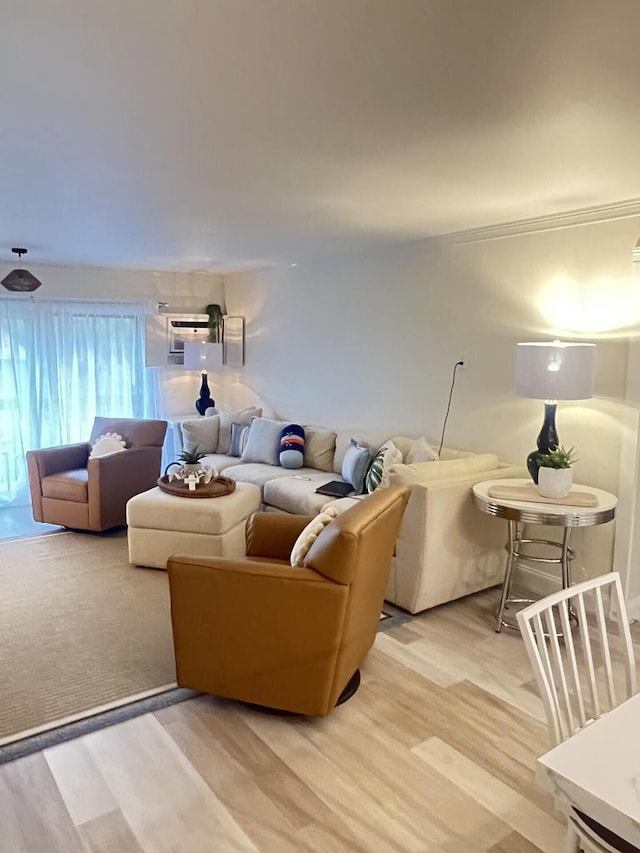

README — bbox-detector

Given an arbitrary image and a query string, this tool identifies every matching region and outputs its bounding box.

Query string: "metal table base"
[496,521,575,632]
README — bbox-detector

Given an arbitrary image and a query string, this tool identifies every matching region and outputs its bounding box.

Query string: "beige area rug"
[0,531,176,745]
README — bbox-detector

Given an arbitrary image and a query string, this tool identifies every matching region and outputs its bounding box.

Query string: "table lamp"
[515,340,596,483]
[183,342,223,415]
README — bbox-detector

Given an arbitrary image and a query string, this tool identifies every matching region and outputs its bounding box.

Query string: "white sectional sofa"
[177,412,523,614]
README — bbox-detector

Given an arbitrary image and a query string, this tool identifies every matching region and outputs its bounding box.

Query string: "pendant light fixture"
[2,248,43,292]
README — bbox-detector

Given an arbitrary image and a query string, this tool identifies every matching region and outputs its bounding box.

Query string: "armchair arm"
[167,555,349,715]
[87,446,162,529]
[27,443,91,521]
[387,464,524,613]
[27,443,90,478]
[245,512,314,559]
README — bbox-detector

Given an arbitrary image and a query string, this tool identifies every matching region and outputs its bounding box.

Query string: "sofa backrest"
[387,453,500,487]
[333,429,398,474]
[90,417,167,449]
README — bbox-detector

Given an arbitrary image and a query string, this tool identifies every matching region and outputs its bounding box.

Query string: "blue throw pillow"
[280,424,305,468]
[341,439,372,494]
[229,422,250,457]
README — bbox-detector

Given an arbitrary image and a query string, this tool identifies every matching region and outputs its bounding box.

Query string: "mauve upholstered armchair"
[26,417,167,532]
[167,485,410,716]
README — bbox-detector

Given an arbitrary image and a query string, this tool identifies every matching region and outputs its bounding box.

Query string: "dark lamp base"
[527,401,559,484]
[195,371,215,416]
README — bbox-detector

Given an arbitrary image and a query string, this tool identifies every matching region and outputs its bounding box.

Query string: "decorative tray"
[157,475,236,498]
[487,484,598,507]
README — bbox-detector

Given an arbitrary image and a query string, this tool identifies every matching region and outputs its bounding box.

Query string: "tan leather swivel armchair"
[27,417,168,532]
[167,485,409,716]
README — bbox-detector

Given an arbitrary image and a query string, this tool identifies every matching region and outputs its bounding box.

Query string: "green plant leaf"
[538,445,577,469]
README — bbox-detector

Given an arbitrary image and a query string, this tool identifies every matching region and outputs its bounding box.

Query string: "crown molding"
[436,197,640,245]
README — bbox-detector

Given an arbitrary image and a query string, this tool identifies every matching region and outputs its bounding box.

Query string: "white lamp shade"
[515,341,596,401]
[183,341,223,371]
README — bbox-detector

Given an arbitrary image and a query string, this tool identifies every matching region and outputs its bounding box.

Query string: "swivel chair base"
[246,669,361,717]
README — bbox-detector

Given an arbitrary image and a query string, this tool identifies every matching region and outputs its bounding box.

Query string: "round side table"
[472,478,617,633]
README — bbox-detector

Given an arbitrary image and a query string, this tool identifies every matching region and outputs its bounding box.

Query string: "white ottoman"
[126,483,262,569]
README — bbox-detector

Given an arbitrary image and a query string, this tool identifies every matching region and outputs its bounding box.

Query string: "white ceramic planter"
[538,466,572,499]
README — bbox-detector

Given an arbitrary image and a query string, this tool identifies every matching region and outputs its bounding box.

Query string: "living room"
[2,1,640,851]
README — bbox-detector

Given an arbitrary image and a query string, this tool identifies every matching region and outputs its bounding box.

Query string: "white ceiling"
[3,0,640,272]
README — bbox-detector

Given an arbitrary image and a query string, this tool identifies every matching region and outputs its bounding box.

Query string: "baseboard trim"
[515,564,562,600]
[627,594,640,622]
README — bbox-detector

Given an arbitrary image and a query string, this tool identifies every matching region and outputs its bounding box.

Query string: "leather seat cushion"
[41,469,89,503]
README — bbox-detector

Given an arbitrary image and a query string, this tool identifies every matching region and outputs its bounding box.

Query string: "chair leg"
[335,669,361,706]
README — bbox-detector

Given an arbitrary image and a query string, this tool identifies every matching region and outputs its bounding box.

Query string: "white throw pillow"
[181,417,220,455]
[290,506,338,567]
[240,417,287,465]
[406,436,438,464]
[89,433,127,459]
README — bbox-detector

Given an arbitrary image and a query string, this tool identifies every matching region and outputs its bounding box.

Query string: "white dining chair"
[516,572,638,853]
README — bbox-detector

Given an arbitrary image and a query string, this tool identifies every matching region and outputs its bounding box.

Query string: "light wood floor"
[0,588,625,853]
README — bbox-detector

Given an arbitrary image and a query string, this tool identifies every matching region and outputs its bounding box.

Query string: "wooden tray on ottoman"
[157,475,236,498]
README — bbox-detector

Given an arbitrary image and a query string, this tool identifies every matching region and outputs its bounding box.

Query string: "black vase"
[526,402,559,484]
[195,371,215,416]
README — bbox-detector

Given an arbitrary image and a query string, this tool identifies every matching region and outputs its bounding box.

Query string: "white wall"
[224,216,640,590]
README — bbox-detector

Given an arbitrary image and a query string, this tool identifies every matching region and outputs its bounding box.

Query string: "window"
[0,299,160,507]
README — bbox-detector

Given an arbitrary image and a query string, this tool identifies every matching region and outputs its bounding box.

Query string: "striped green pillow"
[365,440,403,493]
[365,446,386,493]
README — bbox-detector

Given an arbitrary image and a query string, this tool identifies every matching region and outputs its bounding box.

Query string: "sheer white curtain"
[0,298,161,507]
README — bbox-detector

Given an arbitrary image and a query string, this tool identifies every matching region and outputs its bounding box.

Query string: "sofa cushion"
[333,429,392,474]
[263,472,345,515]
[217,407,262,454]
[199,453,239,471]
[390,436,472,462]
[241,417,286,465]
[223,463,320,496]
[303,425,337,472]
[126,482,261,535]
[387,453,499,487]
[181,417,220,455]
[321,497,361,515]
[341,439,373,495]
[405,436,438,464]
[279,424,305,469]
[440,447,474,460]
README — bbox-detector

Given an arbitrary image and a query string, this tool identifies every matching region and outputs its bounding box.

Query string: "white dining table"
[537,692,640,848]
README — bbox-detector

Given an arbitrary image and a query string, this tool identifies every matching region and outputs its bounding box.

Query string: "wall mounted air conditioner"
[145,314,210,367]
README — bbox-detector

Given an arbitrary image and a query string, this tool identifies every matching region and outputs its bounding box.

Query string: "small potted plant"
[178,447,207,471]
[165,446,207,479]
[537,445,577,498]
